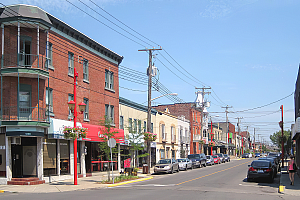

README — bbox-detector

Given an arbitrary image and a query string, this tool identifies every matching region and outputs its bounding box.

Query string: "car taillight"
[265,168,272,172]
[249,167,255,171]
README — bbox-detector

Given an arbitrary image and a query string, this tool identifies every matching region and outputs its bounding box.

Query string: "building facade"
[0,4,123,184]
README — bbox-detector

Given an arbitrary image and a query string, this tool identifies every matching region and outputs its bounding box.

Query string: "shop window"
[60,140,70,174]
[43,139,57,176]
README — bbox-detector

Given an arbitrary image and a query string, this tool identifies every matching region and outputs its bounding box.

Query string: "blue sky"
[4,0,299,143]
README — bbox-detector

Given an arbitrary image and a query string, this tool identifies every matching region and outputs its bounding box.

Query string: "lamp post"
[280,105,284,168]
[67,67,86,185]
[146,93,177,173]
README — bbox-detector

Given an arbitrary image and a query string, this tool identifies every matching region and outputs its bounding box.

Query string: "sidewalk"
[279,160,300,196]
[0,168,154,193]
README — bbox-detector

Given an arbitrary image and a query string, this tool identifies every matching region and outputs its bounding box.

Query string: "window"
[133,119,137,132]
[83,98,89,120]
[171,126,175,142]
[46,87,53,113]
[120,116,124,130]
[143,121,146,132]
[47,42,53,68]
[161,124,165,140]
[138,120,142,133]
[128,118,132,132]
[83,59,89,81]
[105,70,114,90]
[105,104,114,124]
[151,123,153,133]
[160,149,165,159]
[68,52,74,76]
[43,139,56,176]
[68,94,74,118]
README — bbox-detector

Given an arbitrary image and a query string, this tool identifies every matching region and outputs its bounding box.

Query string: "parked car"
[267,152,281,164]
[242,153,249,158]
[188,153,207,168]
[247,160,275,182]
[216,153,225,163]
[255,153,261,158]
[213,155,221,164]
[223,154,230,162]
[154,158,179,174]
[206,155,215,166]
[177,158,193,170]
[258,157,279,176]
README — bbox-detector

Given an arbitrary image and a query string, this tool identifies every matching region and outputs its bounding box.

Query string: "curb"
[0,190,4,193]
[107,176,153,187]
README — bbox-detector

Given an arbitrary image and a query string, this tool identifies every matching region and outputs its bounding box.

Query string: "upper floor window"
[46,87,53,113]
[68,52,74,76]
[105,70,114,90]
[133,119,137,132]
[120,116,124,130]
[171,126,175,142]
[128,118,132,132]
[83,59,89,81]
[47,42,53,68]
[83,98,89,120]
[138,120,142,134]
[143,121,146,132]
[105,104,114,124]
[161,124,166,140]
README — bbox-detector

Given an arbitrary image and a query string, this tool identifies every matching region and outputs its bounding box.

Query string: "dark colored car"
[255,153,261,158]
[216,153,225,163]
[188,153,207,168]
[258,157,279,176]
[223,154,230,162]
[247,160,274,182]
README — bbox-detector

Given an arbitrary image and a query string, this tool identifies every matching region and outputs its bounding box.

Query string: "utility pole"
[253,128,255,153]
[280,105,284,168]
[138,47,162,173]
[195,87,211,154]
[236,117,243,155]
[222,105,232,155]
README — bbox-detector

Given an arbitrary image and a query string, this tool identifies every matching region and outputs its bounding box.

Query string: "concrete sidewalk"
[0,169,154,193]
[279,160,300,196]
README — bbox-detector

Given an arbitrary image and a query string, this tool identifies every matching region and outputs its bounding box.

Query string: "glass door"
[19,37,31,67]
[19,91,31,120]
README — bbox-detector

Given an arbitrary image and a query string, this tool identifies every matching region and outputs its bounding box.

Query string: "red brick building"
[153,103,203,154]
[0,4,123,184]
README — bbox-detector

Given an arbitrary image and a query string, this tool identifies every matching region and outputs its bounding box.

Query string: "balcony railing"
[2,106,49,122]
[1,54,49,70]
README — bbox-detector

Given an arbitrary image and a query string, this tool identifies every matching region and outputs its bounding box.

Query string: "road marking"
[176,161,252,185]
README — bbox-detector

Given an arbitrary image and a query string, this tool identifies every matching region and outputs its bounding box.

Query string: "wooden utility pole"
[222,105,232,155]
[138,47,161,173]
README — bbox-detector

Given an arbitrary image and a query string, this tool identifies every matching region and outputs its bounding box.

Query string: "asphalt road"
[0,158,298,200]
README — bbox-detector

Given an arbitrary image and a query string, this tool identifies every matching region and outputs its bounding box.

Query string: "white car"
[248,153,253,158]
[177,158,193,170]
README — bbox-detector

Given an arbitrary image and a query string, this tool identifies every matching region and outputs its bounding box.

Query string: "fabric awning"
[82,123,124,143]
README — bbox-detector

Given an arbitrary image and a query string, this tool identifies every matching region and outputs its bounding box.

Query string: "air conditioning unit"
[11,137,21,145]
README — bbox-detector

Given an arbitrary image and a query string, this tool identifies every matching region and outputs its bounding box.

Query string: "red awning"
[81,123,124,143]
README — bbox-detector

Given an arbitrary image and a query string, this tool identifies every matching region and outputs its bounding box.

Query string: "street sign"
[108,138,116,148]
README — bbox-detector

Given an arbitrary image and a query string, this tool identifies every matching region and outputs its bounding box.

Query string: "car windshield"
[252,161,270,168]
[188,155,200,159]
[177,159,186,162]
[158,159,171,164]
[217,154,222,157]
[213,155,218,158]
[224,154,228,157]
[268,153,278,157]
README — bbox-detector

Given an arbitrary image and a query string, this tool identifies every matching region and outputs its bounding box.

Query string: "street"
[0,158,298,200]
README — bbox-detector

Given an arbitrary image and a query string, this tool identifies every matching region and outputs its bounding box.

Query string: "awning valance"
[82,123,124,143]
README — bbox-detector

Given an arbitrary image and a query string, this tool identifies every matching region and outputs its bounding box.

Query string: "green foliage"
[269,130,292,151]
[63,126,87,140]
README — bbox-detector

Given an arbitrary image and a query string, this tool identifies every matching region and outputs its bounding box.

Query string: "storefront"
[82,123,124,173]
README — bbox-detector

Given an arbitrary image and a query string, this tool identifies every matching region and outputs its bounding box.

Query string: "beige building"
[154,109,179,161]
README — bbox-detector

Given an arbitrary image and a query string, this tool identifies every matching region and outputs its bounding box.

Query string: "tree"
[98,117,119,181]
[269,130,292,153]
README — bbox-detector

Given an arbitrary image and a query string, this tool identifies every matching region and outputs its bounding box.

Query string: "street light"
[146,93,178,173]
[68,67,86,185]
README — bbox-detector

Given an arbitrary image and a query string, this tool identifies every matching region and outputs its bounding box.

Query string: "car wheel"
[177,167,180,172]
[170,167,173,174]
[185,165,188,171]
[204,163,206,167]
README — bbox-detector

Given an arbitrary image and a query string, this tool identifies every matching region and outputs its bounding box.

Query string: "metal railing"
[1,54,49,70]
[2,106,49,122]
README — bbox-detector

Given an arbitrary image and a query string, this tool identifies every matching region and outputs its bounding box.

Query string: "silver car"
[177,158,193,170]
[154,158,179,174]
[206,155,215,166]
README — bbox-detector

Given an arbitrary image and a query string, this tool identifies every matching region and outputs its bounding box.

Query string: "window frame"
[83,98,89,121]
[68,52,74,76]
[105,104,114,125]
[83,59,89,82]
[68,94,74,119]
[105,69,114,91]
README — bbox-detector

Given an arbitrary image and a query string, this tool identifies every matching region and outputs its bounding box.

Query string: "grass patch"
[101,175,139,184]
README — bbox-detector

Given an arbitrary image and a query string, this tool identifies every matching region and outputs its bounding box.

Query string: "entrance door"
[12,144,22,178]
[19,37,31,67]
[23,146,37,176]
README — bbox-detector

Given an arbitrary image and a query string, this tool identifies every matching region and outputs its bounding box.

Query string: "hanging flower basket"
[199,140,205,145]
[143,132,157,142]
[208,142,215,147]
[63,126,88,140]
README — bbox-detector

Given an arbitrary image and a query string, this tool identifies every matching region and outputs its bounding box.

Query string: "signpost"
[108,138,116,184]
